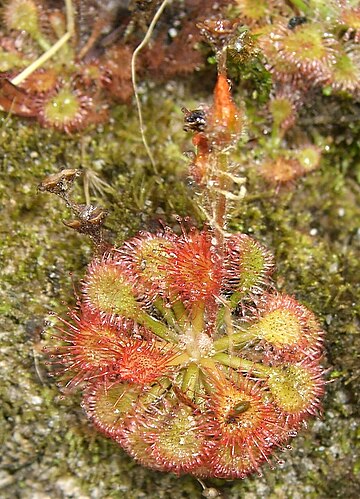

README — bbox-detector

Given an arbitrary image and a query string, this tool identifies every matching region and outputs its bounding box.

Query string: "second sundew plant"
[47,63,326,479]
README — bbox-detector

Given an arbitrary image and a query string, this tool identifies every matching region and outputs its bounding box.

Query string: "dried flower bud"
[63,205,108,232]
[197,18,240,50]
[207,73,243,146]
[38,169,82,196]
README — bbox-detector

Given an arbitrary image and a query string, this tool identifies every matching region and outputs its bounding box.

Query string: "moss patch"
[1,69,360,498]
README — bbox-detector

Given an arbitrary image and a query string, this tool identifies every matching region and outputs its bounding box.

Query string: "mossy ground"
[1,74,359,498]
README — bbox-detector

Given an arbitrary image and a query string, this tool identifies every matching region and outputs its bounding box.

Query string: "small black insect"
[182,107,207,132]
[288,16,307,29]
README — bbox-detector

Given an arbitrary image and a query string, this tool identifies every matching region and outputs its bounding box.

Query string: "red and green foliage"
[45,69,326,479]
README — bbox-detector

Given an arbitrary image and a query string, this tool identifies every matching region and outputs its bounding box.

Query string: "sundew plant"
[43,47,326,479]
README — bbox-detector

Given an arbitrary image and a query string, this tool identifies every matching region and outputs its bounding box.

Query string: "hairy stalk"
[191,302,206,334]
[171,300,188,327]
[153,298,178,329]
[137,310,176,342]
[181,363,199,397]
[212,353,270,377]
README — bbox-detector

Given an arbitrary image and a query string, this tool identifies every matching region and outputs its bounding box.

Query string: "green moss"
[1,53,360,499]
